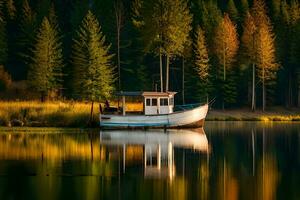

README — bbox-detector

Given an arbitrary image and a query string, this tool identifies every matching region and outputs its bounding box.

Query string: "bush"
[0,65,11,92]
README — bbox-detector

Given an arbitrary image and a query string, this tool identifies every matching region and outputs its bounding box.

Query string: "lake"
[0,122,299,200]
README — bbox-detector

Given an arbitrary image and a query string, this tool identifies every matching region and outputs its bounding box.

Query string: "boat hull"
[99,104,208,129]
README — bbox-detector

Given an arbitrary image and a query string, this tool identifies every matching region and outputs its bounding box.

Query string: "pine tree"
[241,12,257,110]
[28,17,64,101]
[136,0,192,92]
[251,0,279,111]
[251,0,270,26]
[0,1,7,65]
[288,0,300,106]
[256,24,278,111]
[199,0,222,50]
[214,14,239,80]
[72,11,115,122]
[227,0,239,23]
[240,0,249,18]
[6,0,16,20]
[194,27,210,99]
[18,0,37,76]
[214,14,239,107]
[194,27,209,82]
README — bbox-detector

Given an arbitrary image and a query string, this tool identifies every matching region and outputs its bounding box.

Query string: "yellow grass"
[0,101,143,127]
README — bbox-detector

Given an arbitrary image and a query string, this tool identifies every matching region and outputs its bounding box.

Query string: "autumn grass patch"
[207,109,300,122]
[0,101,143,127]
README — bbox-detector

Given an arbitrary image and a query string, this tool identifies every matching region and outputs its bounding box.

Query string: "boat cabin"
[143,92,176,115]
[115,91,177,116]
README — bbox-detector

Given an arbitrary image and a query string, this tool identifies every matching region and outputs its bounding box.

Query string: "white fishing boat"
[100,91,209,128]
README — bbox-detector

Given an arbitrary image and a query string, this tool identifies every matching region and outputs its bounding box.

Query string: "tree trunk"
[262,65,266,112]
[262,79,266,112]
[251,63,256,111]
[298,86,300,107]
[165,54,169,92]
[40,92,46,102]
[115,0,123,91]
[223,37,226,110]
[160,49,163,92]
[117,27,121,91]
[89,101,94,126]
[287,73,292,107]
[182,57,185,104]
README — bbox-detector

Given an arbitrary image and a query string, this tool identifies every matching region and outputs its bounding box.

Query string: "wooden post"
[122,96,126,116]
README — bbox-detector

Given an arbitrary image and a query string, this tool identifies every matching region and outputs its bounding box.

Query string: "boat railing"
[174,103,204,111]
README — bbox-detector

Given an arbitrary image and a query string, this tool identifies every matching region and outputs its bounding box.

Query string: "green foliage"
[241,12,256,65]
[0,5,7,65]
[138,0,192,57]
[17,0,37,71]
[214,14,239,105]
[5,0,16,20]
[0,0,298,109]
[240,0,249,18]
[72,11,115,101]
[214,14,239,80]
[28,17,64,97]
[227,0,239,23]
[199,0,222,49]
[194,27,210,99]
[194,27,209,81]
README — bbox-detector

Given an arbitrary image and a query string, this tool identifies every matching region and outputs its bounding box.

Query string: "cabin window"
[152,98,157,106]
[160,98,168,106]
[170,97,174,106]
[146,98,151,106]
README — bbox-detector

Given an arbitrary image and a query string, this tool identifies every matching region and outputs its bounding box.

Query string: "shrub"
[0,65,11,92]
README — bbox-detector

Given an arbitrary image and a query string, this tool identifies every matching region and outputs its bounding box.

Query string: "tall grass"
[0,101,143,127]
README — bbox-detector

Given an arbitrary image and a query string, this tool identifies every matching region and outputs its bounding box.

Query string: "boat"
[99,91,209,129]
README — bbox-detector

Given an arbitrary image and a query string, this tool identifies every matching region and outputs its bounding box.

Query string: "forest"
[0,0,299,111]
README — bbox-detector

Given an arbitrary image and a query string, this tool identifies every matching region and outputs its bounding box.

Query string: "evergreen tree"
[0,1,7,65]
[227,0,239,23]
[251,0,270,26]
[241,12,257,110]
[6,0,16,20]
[214,14,239,106]
[252,0,279,111]
[136,0,192,92]
[256,24,278,111]
[199,0,222,50]
[288,0,300,106]
[240,0,249,18]
[194,27,210,99]
[18,0,37,77]
[72,11,115,122]
[28,17,64,101]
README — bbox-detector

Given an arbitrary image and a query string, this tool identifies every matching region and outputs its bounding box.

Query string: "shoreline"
[207,108,300,121]
[0,101,300,128]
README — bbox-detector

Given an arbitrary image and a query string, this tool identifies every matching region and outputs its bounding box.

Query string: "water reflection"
[0,122,299,200]
[100,129,209,179]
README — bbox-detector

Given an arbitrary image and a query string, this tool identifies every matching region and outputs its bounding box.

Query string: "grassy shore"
[0,101,300,127]
[0,101,142,127]
[207,107,300,121]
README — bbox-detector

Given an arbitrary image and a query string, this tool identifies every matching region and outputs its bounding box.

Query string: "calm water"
[0,122,299,200]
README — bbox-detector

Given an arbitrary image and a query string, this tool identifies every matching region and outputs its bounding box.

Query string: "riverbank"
[207,107,300,121]
[0,101,142,127]
[0,101,300,127]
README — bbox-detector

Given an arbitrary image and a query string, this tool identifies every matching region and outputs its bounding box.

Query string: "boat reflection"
[100,128,209,179]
